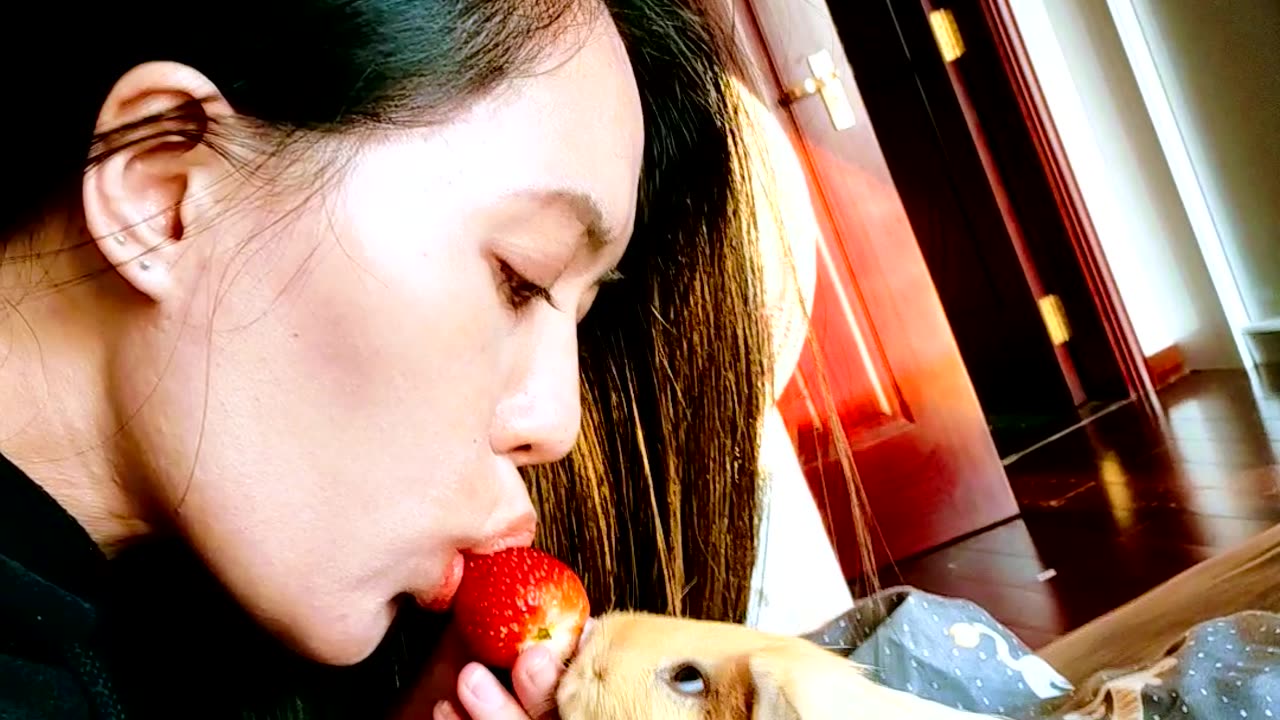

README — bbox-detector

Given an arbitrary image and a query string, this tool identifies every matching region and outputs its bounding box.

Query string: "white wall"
[1009,0,1240,369]
[1130,0,1280,326]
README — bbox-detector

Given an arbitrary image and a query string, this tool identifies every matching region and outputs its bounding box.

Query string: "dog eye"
[666,663,708,696]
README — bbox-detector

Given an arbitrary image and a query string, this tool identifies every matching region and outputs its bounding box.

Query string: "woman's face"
[109,18,643,662]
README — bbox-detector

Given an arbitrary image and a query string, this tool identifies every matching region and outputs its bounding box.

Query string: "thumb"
[512,645,564,719]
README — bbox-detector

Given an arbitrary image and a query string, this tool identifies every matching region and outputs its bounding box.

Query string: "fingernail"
[433,700,460,720]
[463,664,505,709]
[523,645,556,686]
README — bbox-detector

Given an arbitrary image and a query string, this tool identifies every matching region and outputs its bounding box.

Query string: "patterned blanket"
[803,587,1280,720]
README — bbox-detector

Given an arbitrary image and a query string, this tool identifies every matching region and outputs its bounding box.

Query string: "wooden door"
[728,0,1020,578]
[831,0,1153,429]
[823,0,1094,459]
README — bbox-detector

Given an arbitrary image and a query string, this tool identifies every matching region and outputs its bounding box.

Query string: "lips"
[416,553,465,612]
[413,522,538,612]
[468,527,538,556]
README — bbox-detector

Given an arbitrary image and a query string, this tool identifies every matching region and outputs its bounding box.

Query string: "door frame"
[924,0,1161,413]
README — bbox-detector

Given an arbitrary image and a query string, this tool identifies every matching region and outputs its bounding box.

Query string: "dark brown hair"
[2,0,770,715]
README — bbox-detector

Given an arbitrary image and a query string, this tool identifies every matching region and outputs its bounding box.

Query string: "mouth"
[468,527,538,556]
[415,553,465,612]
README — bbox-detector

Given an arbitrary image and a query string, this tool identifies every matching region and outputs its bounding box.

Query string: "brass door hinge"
[929,8,966,64]
[1038,294,1072,346]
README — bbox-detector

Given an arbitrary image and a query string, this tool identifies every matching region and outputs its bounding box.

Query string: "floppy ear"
[746,643,916,720]
[749,645,1002,720]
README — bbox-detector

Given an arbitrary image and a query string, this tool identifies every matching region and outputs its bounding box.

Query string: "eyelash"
[497,260,556,313]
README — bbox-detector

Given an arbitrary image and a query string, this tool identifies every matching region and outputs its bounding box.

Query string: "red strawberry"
[452,546,590,670]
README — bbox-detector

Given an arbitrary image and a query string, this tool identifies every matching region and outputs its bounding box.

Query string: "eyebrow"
[527,189,618,251]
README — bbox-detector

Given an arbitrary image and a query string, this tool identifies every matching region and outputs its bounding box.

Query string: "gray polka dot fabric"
[801,587,1280,719]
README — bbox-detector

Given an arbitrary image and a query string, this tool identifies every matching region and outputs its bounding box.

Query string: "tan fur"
[557,611,999,720]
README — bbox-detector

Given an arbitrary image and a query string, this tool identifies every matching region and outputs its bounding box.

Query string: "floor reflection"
[877,369,1280,649]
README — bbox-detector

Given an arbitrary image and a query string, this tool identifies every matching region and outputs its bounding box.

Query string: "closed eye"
[496,259,557,313]
[665,662,708,697]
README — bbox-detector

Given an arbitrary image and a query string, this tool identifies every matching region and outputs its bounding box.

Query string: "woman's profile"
[0,0,772,718]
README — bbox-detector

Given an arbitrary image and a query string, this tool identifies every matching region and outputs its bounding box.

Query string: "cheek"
[281,180,510,429]
[292,249,500,416]
[192,196,518,545]
[266,245,511,533]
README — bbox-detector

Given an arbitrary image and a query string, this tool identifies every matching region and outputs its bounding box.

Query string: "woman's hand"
[396,624,564,720]
[435,645,561,720]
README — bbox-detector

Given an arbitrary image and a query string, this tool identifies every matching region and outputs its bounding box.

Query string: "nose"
[490,319,582,466]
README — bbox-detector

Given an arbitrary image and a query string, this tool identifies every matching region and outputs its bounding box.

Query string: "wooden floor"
[876,368,1280,650]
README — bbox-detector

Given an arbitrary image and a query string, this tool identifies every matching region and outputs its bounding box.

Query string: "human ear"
[81,61,235,302]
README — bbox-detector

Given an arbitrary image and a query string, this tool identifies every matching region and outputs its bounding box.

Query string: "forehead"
[430,12,645,241]
[602,614,774,660]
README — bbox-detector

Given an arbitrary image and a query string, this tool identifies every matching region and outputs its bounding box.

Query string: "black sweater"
[0,457,440,719]
[0,454,123,718]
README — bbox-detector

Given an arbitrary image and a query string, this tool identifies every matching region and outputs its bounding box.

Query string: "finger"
[433,700,466,720]
[512,645,563,719]
[457,662,529,719]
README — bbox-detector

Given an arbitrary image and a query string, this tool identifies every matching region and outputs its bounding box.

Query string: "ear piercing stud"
[110,235,154,271]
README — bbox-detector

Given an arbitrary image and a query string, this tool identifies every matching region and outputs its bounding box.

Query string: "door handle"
[780,49,857,131]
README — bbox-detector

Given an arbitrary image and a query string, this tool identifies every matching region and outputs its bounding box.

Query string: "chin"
[277,598,397,666]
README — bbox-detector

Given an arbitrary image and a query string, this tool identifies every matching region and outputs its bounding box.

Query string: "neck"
[0,238,156,555]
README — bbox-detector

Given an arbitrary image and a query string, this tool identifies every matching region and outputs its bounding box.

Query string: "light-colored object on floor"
[734,77,854,635]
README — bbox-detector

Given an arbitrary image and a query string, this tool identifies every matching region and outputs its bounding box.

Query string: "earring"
[138,259,153,271]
